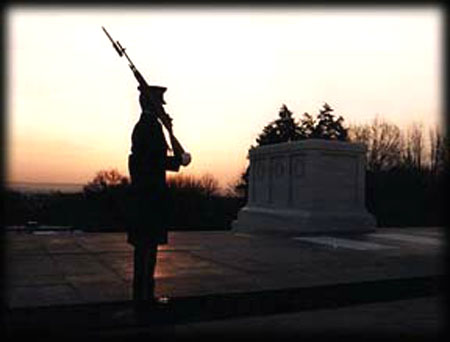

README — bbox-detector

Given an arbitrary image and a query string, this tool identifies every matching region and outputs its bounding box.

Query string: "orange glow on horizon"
[6,7,443,189]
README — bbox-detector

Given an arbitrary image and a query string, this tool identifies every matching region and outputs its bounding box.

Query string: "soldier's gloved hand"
[181,152,192,167]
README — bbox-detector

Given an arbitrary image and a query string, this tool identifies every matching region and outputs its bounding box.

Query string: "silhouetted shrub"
[4,170,244,231]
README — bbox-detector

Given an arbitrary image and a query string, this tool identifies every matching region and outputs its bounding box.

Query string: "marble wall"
[233,139,376,234]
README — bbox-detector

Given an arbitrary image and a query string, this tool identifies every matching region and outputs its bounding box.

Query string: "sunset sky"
[6,6,443,189]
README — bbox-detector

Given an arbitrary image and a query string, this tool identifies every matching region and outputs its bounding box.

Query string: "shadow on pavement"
[5,275,443,339]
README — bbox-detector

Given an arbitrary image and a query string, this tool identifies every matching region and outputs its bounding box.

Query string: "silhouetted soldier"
[101,27,190,311]
[128,66,189,311]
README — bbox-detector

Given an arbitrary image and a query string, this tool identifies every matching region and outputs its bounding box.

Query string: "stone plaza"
[5,227,445,338]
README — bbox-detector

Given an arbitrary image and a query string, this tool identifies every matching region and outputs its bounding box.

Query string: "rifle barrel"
[102,26,123,57]
[116,41,135,68]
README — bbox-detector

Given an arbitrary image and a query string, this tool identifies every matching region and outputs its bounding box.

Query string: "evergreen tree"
[299,112,316,138]
[256,105,303,146]
[236,102,349,198]
[256,103,348,147]
[312,103,348,141]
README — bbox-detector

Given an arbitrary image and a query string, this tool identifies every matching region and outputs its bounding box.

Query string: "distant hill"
[6,182,84,194]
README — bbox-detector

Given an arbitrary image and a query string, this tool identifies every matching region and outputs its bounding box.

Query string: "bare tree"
[199,173,220,197]
[348,116,403,171]
[403,122,425,170]
[83,169,129,193]
[167,173,220,197]
[225,168,249,198]
[429,126,446,175]
[167,174,200,191]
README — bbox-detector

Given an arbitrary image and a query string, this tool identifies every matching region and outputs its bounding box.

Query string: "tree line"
[348,117,447,226]
[233,103,447,227]
[4,103,447,230]
[4,171,245,231]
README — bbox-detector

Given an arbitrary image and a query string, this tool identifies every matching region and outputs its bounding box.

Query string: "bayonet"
[101,26,190,164]
[102,26,136,69]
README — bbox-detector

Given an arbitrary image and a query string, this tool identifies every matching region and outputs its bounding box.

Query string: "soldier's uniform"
[128,86,181,305]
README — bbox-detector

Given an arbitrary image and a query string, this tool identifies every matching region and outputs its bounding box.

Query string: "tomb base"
[233,206,376,235]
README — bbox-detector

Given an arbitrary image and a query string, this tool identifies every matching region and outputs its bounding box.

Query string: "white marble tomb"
[232,139,376,234]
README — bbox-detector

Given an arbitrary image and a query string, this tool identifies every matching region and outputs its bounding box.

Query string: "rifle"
[102,26,191,165]
[102,26,136,69]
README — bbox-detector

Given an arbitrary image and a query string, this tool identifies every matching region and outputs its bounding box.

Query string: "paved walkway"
[4,227,446,339]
